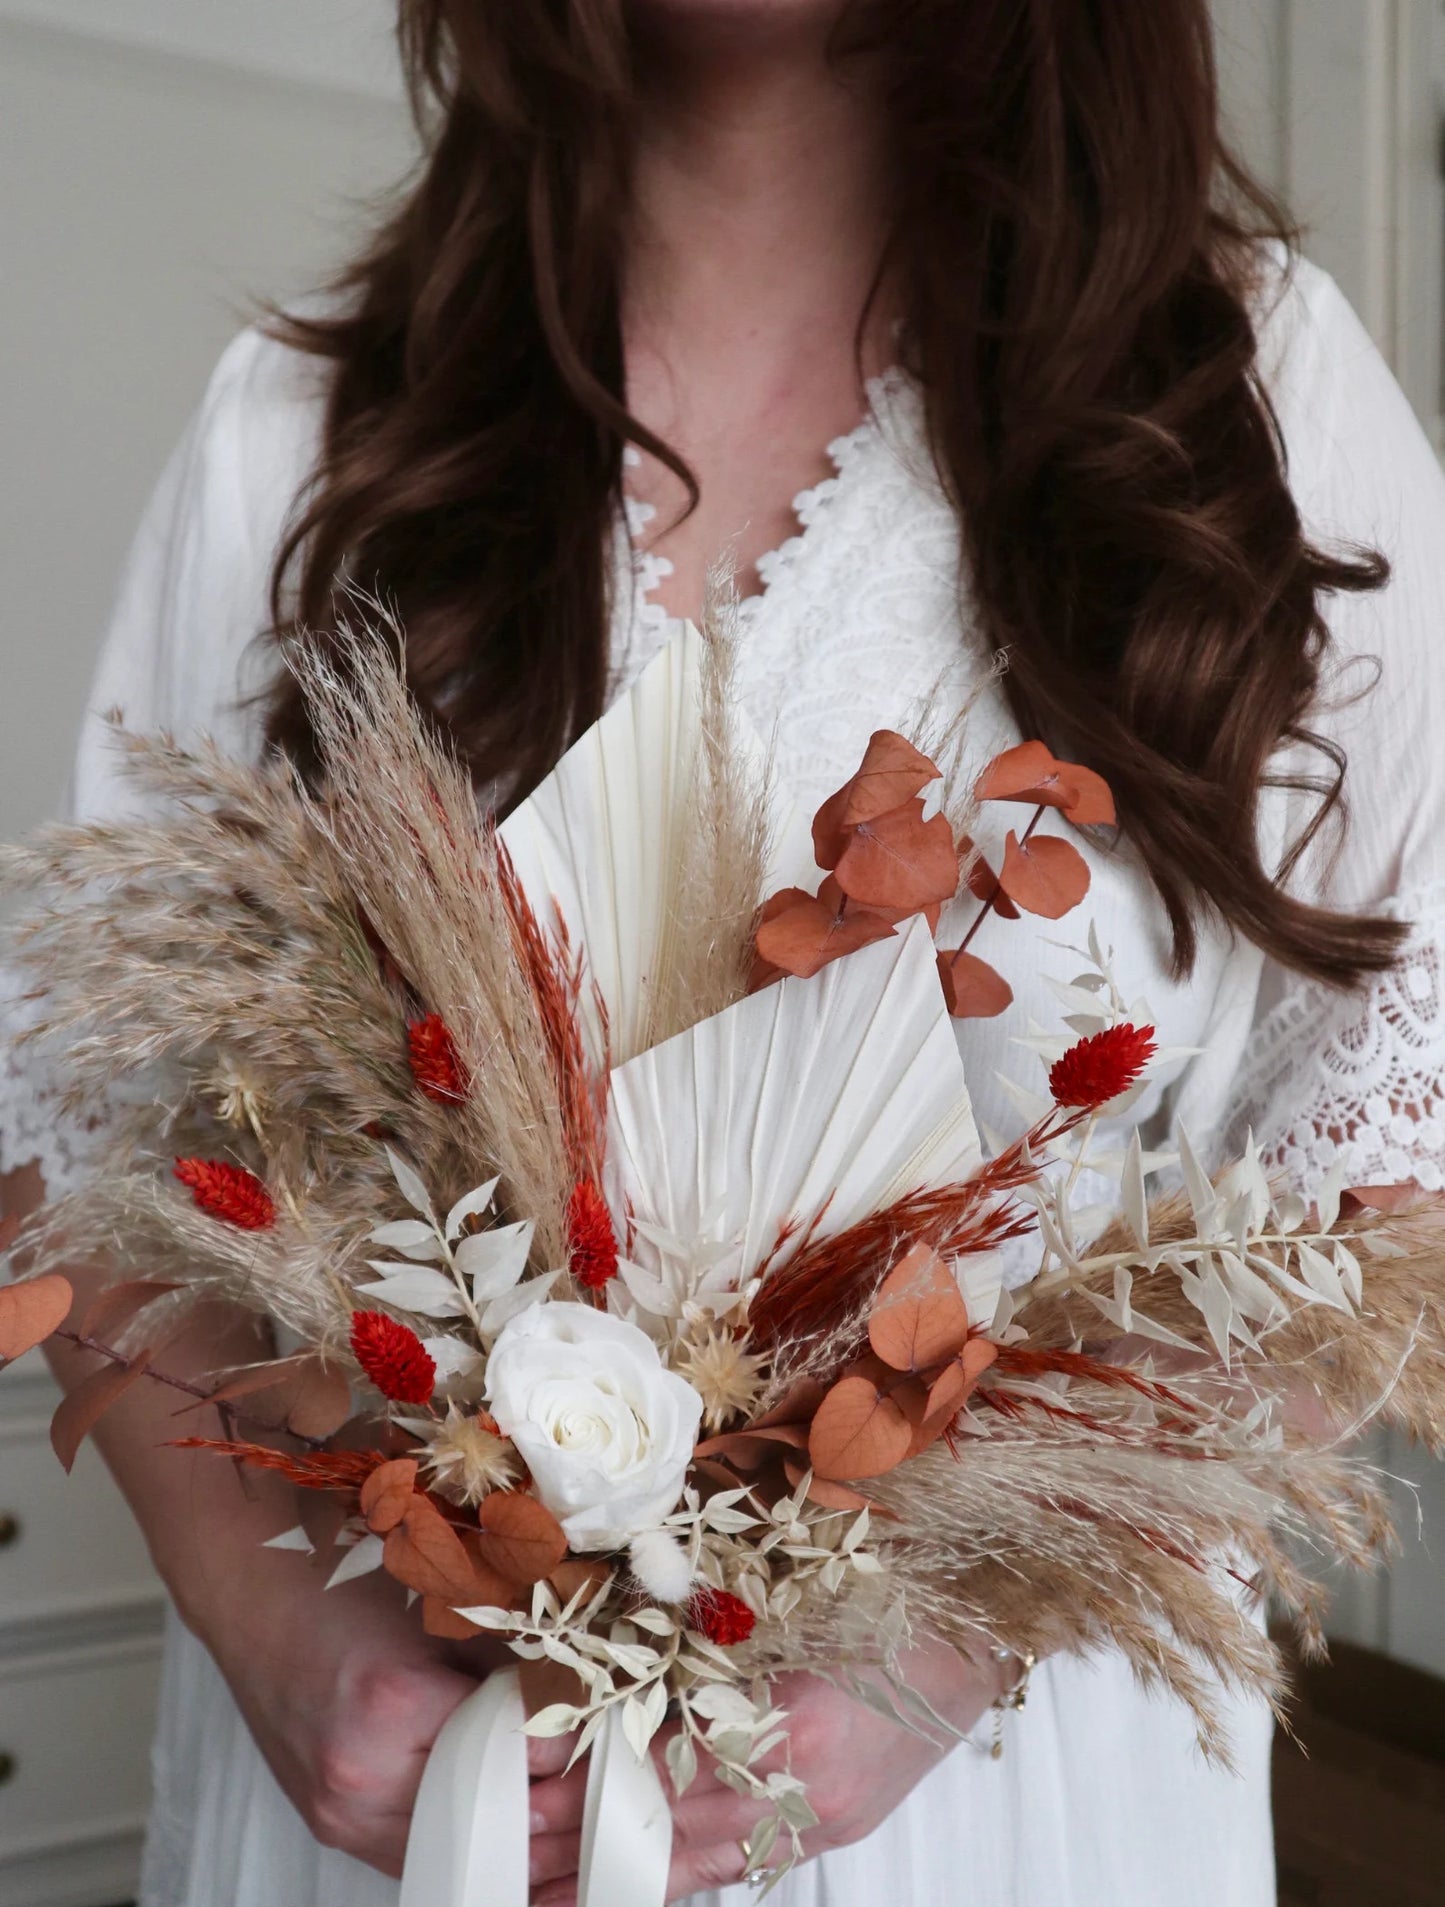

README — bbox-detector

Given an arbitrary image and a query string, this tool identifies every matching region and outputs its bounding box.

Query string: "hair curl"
[267,0,1401,985]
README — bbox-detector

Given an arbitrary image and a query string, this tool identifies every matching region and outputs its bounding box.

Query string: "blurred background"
[0,3,1442,1903]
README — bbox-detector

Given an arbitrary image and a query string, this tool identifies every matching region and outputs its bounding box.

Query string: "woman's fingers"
[664,1783,777,1901]
[670,1783,774,1860]
[528,1835,765,1907]
[527,1776,773,1902]
[665,1835,757,1901]
[527,1730,579,1780]
[529,1827,582,1888]
[528,1755,589,1834]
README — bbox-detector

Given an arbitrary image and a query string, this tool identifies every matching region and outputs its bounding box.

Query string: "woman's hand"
[11,1160,494,1885]
[527,1640,1008,1905]
[192,1544,487,1878]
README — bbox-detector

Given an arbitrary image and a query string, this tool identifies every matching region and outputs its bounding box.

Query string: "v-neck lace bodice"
[615,367,977,815]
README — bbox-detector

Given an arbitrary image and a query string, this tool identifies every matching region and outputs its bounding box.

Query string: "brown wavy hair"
[267,0,1401,984]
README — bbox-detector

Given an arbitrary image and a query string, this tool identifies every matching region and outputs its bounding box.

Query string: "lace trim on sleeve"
[0,986,116,1202]
[1223,881,1445,1190]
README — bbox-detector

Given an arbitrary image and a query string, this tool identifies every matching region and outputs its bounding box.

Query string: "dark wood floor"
[1274,1642,1445,1905]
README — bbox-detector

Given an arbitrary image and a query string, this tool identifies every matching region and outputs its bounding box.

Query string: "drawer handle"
[0,1751,14,1786]
[0,1512,19,1549]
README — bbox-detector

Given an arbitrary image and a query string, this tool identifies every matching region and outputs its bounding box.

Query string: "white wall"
[1212,0,1445,448]
[0,0,399,97]
[0,16,414,842]
[1212,0,1289,189]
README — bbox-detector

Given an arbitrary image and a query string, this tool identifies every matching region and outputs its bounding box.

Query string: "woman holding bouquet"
[5,2,1445,1903]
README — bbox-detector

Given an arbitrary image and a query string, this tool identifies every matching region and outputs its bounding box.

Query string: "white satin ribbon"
[399,1666,674,1907]
[579,1703,674,1907]
[400,1667,529,1907]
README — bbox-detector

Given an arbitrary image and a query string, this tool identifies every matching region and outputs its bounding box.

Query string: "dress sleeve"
[1224,258,1445,1189]
[0,326,325,1198]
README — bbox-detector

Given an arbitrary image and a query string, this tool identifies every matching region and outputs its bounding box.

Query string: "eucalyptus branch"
[957,803,1045,956]
[53,1326,328,1450]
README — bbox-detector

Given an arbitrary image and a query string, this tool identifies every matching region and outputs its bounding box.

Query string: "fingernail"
[530,1811,548,1835]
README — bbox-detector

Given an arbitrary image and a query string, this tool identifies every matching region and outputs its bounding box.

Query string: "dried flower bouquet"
[2,617,1443,1901]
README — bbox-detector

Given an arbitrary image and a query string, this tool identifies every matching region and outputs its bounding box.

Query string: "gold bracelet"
[987,1649,1036,1760]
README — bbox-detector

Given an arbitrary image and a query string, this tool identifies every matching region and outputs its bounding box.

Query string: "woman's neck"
[619,13,898,619]
[626,23,896,376]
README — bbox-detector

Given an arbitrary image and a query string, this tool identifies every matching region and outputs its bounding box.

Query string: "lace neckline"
[621,364,922,648]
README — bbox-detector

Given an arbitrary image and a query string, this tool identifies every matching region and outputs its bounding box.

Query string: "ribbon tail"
[400,1666,530,1907]
[577,1705,674,1907]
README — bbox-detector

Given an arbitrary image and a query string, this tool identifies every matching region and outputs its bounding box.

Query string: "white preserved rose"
[484,1302,703,1550]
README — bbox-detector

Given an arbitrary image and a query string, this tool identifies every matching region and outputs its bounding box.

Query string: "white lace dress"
[6,252,1445,1907]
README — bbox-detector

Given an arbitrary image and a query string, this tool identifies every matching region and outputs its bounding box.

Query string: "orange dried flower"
[169,1438,388,1492]
[173,1158,276,1230]
[350,1310,437,1404]
[407,1013,469,1105]
[1048,1023,1156,1109]
[568,1179,619,1290]
[688,1587,756,1647]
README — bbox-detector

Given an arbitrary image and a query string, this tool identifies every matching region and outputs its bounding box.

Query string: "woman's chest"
[614,377,1242,1150]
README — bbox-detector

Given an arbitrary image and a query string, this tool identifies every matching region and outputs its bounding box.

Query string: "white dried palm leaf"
[604,918,998,1324]
[500,627,704,1067]
[500,607,789,1070]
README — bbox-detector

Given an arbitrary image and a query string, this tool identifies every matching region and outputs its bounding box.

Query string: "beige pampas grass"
[1,602,777,1334]
[634,577,775,1051]
[287,625,579,1264]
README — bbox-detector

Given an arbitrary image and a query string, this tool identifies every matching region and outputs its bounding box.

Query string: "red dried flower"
[349,1310,437,1404]
[173,1158,276,1230]
[568,1179,619,1290]
[1047,1023,1157,1109]
[688,1587,756,1648]
[407,1013,469,1105]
